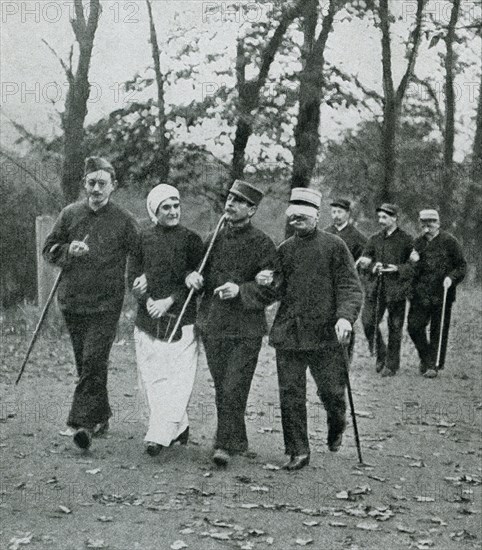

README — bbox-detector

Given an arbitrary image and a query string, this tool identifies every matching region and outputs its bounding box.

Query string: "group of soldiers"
[43,156,467,471]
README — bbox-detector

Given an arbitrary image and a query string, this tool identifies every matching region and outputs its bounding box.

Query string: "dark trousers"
[202,336,262,454]
[63,310,120,429]
[407,300,452,371]
[276,344,347,456]
[362,295,406,372]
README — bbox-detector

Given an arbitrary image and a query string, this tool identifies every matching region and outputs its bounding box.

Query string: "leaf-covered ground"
[1,290,481,550]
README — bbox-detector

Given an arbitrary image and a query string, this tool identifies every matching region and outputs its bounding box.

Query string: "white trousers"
[134,325,199,446]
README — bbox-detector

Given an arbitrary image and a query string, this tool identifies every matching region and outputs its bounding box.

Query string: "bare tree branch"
[41,39,74,84]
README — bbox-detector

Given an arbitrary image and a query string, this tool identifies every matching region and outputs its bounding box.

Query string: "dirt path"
[1,290,481,550]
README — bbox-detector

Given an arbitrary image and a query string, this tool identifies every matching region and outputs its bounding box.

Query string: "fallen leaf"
[336,491,349,500]
[302,521,319,527]
[250,486,269,493]
[397,524,415,534]
[85,540,108,549]
[356,521,379,531]
[409,460,425,468]
[329,521,348,527]
[415,496,435,502]
[265,537,274,545]
[240,503,259,509]
[97,516,113,523]
[8,533,33,550]
[58,505,72,514]
[295,538,314,546]
[263,464,280,471]
[170,542,188,550]
[86,468,101,475]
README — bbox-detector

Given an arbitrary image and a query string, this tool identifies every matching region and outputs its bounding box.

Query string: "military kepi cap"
[84,156,116,179]
[289,187,322,209]
[419,209,439,221]
[229,180,264,206]
[376,203,399,217]
[330,198,351,211]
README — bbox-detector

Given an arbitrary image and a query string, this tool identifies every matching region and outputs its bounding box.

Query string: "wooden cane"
[167,215,226,343]
[15,234,89,385]
[435,284,449,369]
[341,343,363,464]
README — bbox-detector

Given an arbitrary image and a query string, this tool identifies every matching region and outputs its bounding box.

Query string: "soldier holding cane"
[358,204,414,377]
[407,209,466,378]
[258,188,363,470]
[43,157,139,450]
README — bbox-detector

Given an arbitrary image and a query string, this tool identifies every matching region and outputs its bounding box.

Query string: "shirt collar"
[334,222,348,232]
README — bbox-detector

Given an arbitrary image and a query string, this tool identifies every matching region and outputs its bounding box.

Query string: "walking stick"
[341,342,363,464]
[167,214,226,343]
[15,271,62,385]
[435,284,449,369]
[15,234,89,385]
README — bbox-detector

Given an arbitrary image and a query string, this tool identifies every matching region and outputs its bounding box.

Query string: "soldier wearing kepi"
[358,204,414,377]
[185,180,277,467]
[407,209,466,378]
[259,188,362,471]
[324,198,367,261]
[43,157,139,450]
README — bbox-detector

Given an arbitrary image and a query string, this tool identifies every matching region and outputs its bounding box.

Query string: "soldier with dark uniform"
[407,209,466,378]
[324,198,367,261]
[358,204,414,377]
[43,157,139,450]
[185,180,277,467]
[258,188,362,470]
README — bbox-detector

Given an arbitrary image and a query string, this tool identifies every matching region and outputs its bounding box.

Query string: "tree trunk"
[61,0,101,203]
[440,0,461,228]
[146,0,170,183]
[378,0,424,204]
[290,0,336,191]
[230,0,307,182]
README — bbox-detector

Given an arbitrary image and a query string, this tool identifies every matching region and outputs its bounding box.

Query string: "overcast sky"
[1,0,480,163]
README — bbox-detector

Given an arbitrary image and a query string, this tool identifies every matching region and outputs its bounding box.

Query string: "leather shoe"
[380,367,396,377]
[145,442,163,456]
[376,360,385,373]
[171,427,189,446]
[282,454,310,471]
[73,428,92,450]
[423,369,438,379]
[213,448,230,466]
[328,433,343,452]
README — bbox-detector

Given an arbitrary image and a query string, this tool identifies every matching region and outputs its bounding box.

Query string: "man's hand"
[255,270,274,286]
[69,240,89,257]
[372,261,383,274]
[410,249,420,263]
[335,318,352,345]
[146,296,174,319]
[357,256,372,269]
[132,274,147,298]
[185,271,204,290]
[443,276,452,289]
[214,282,239,300]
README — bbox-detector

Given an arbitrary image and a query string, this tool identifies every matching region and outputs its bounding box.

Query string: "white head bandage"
[285,204,319,219]
[146,184,180,224]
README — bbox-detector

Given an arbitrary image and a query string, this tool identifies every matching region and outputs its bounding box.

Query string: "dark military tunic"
[43,199,139,429]
[408,230,466,371]
[361,227,414,373]
[128,224,204,340]
[324,223,367,261]
[197,222,278,454]
[270,229,363,457]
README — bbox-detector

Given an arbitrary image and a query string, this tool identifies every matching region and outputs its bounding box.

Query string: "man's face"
[420,219,440,237]
[288,213,318,235]
[84,170,115,207]
[156,198,180,227]
[331,206,350,227]
[377,211,397,231]
[224,193,256,224]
